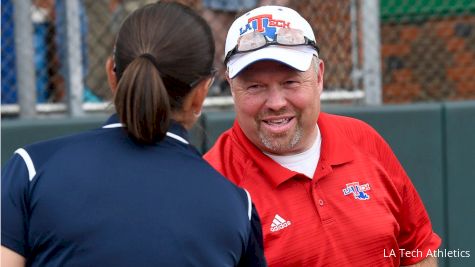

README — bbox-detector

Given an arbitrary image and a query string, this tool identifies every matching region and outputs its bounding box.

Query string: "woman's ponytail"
[114,56,170,144]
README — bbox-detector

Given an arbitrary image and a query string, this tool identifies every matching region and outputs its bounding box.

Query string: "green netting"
[381,0,475,21]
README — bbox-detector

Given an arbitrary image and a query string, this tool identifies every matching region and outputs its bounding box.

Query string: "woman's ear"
[189,77,212,115]
[106,57,118,94]
[177,77,212,129]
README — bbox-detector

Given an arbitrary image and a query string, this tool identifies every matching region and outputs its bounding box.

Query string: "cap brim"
[227,46,317,78]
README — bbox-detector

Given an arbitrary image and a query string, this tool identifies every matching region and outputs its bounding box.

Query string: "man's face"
[229,59,324,155]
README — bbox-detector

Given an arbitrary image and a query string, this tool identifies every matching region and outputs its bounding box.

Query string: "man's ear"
[225,70,235,97]
[316,59,325,94]
[106,57,118,94]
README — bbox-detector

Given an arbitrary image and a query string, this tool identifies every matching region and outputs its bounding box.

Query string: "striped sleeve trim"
[14,148,36,181]
[243,189,252,221]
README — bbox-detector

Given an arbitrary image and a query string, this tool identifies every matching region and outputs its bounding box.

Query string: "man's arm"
[403,256,437,267]
[1,246,25,267]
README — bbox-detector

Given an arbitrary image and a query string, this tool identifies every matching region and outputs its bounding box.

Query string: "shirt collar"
[317,112,355,166]
[103,114,190,145]
[232,120,303,188]
[167,120,190,144]
[103,113,121,127]
[231,112,354,188]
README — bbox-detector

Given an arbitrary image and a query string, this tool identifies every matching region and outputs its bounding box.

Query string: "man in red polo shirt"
[204,5,441,267]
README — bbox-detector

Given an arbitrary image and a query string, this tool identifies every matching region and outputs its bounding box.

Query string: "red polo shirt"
[204,112,441,266]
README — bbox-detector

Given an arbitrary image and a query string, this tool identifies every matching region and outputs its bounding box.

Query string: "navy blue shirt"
[2,115,266,266]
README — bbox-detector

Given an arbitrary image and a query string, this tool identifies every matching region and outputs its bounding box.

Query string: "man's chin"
[259,125,304,154]
[259,136,297,155]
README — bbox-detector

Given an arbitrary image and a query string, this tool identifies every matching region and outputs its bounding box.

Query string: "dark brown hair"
[113,2,214,144]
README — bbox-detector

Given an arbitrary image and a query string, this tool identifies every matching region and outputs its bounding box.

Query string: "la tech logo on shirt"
[342,182,371,200]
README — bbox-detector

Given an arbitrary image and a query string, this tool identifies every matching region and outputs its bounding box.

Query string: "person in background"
[32,0,66,102]
[54,0,102,102]
[1,2,266,266]
[204,5,441,266]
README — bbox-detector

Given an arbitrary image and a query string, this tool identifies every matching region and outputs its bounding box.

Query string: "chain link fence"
[2,0,18,104]
[2,0,475,117]
[381,1,475,103]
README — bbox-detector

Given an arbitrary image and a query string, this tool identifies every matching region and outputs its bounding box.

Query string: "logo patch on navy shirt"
[343,182,371,200]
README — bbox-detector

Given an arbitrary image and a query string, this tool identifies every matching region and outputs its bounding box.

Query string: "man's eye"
[283,80,299,87]
[247,84,262,90]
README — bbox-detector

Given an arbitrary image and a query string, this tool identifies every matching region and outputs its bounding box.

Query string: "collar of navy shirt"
[102,114,190,145]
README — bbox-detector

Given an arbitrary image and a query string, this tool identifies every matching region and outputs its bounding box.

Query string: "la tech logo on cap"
[239,14,291,39]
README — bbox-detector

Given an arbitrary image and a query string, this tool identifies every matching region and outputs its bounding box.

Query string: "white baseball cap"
[225,5,318,78]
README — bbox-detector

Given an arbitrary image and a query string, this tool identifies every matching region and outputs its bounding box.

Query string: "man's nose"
[265,86,287,111]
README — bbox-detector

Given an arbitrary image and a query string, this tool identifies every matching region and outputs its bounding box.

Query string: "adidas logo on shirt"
[270,214,291,232]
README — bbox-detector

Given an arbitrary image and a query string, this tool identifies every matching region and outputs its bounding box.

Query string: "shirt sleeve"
[1,153,31,257]
[398,177,441,266]
[370,127,441,265]
[238,203,267,267]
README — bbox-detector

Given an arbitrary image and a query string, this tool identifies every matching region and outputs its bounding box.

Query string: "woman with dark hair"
[1,2,266,266]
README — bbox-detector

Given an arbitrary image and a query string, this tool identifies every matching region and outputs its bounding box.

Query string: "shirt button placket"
[313,185,333,224]
[313,161,333,223]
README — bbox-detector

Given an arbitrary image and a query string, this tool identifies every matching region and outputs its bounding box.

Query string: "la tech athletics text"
[384,248,470,258]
